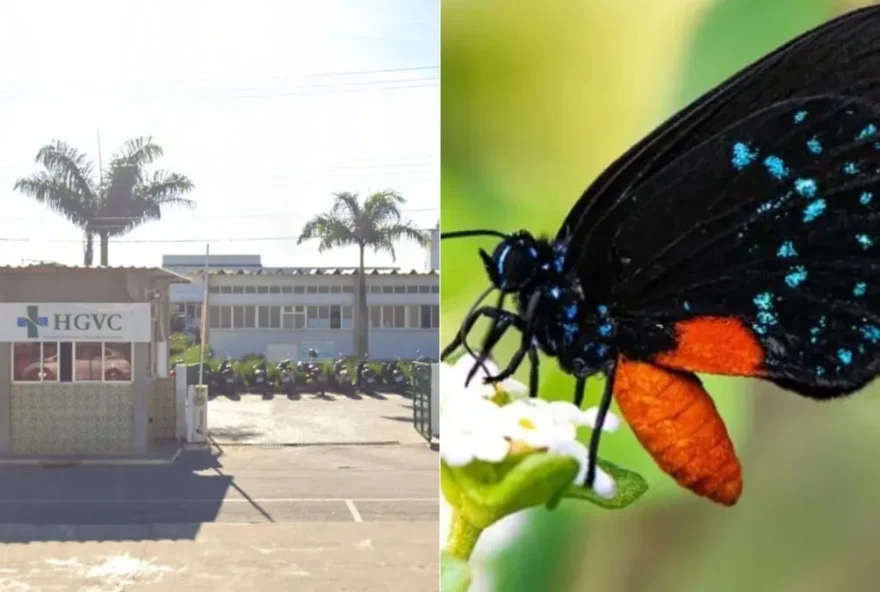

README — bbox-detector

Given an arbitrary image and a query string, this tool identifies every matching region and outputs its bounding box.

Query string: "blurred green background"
[441,0,880,590]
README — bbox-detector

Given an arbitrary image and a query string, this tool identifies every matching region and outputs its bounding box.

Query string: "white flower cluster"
[440,354,618,498]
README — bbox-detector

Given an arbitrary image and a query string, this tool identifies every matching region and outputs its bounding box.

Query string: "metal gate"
[410,362,433,442]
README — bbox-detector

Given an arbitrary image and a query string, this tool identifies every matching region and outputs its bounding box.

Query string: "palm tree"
[297,190,428,359]
[14,137,195,266]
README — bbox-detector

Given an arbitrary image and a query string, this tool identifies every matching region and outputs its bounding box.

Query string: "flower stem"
[446,510,483,561]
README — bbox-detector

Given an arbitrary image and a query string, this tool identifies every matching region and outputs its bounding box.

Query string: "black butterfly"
[442,6,880,506]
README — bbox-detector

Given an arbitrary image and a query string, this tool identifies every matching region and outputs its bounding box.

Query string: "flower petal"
[578,407,621,432]
[471,433,511,463]
[441,438,476,467]
[546,438,590,484]
[590,467,617,499]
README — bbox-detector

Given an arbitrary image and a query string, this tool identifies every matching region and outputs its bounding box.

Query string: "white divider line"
[0,497,436,504]
[345,499,364,522]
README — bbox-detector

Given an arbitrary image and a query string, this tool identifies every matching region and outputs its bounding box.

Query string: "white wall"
[207,328,438,360]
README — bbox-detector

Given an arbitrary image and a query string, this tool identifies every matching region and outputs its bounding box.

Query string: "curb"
[0,446,183,467]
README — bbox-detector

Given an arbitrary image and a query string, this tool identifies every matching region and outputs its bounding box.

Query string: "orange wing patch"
[613,357,743,506]
[652,316,766,377]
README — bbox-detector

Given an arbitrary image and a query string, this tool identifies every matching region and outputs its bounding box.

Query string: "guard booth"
[0,264,190,457]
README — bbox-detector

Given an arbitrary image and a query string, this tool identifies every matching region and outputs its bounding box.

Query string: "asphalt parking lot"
[0,444,439,591]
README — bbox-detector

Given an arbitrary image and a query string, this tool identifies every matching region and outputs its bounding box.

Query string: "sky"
[0,0,439,271]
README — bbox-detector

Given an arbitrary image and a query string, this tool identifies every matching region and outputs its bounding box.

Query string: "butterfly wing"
[560,6,880,288]
[598,94,880,397]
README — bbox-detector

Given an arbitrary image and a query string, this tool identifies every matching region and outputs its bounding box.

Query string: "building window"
[269,286,281,294]
[294,286,305,294]
[342,285,354,293]
[370,306,382,328]
[407,286,418,293]
[233,306,256,329]
[257,286,269,294]
[330,305,341,329]
[74,342,103,381]
[220,286,232,294]
[419,285,430,293]
[270,306,281,328]
[209,306,220,329]
[330,285,341,294]
[208,286,220,294]
[220,306,232,329]
[430,285,439,293]
[318,286,330,294]
[394,285,405,294]
[282,305,301,329]
[12,343,41,382]
[244,286,256,294]
[369,286,381,294]
[104,343,133,381]
[382,286,394,294]
[232,286,244,294]
[342,305,353,329]
[258,306,270,329]
[281,286,293,294]
[13,342,133,383]
[431,305,439,328]
[307,306,319,329]
[306,286,318,294]
[407,305,420,328]
[394,305,406,328]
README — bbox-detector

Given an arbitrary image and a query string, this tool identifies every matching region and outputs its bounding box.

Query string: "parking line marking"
[345,499,363,522]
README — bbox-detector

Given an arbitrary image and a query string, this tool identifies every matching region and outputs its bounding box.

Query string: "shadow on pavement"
[361,390,388,400]
[207,426,264,442]
[0,446,248,543]
[381,415,415,424]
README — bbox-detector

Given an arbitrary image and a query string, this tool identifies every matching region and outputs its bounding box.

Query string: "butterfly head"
[480,230,544,293]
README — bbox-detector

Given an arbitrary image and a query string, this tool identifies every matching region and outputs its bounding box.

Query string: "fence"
[410,362,438,443]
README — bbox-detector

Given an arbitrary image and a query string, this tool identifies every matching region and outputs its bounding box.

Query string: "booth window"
[74,342,103,381]
[104,343,133,382]
[12,342,62,382]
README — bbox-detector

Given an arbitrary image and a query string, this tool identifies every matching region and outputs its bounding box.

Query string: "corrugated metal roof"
[0,263,191,282]
[187,267,438,276]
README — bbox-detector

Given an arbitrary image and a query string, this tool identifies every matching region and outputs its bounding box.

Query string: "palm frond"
[330,191,363,222]
[297,214,359,251]
[33,141,96,198]
[110,137,163,169]
[13,172,92,226]
[372,222,429,249]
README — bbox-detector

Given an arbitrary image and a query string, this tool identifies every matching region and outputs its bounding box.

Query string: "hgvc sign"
[2,303,151,342]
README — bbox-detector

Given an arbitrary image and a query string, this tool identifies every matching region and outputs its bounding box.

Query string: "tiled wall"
[10,383,134,455]
[149,378,176,442]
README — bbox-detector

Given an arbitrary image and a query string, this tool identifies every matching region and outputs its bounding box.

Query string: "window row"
[207,304,440,330]
[12,342,133,383]
[206,284,439,295]
[369,305,439,329]
[209,305,354,330]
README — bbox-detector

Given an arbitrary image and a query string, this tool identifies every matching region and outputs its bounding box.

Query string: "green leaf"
[441,550,473,592]
[559,458,649,509]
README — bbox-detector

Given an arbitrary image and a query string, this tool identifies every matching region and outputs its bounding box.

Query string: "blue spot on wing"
[763,155,790,180]
[856,123,878,140]
[794,178,817,198]
[803,199,826,222]
[794,110,808,124]
[784,265,807,288]
[861,191,873,205]
[854,282,867,297]
[856,234,873,250]
[806,137,823,155]
[731,142,758,170]
[777,241,797,258]
[843,161,860,175]
[838,349,853,365]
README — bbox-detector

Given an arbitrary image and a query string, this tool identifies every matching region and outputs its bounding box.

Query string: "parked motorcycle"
[388,358,409,394]
[332,356,353,395]
[357,356,377,395]
[218,358,237,397]
[304,348,327,396]
[277,358,297,397]
[252,359,272,397]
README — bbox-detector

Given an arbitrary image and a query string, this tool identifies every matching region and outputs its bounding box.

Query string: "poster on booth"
[0,303,152,343]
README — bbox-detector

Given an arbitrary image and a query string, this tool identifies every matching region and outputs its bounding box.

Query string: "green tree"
[297,190,428,358]
[14,137,195,266]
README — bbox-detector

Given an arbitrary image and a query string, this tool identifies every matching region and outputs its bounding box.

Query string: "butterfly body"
[444,5,880,506]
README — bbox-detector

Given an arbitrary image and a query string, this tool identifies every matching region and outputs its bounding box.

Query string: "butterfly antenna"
[442,229,509,240]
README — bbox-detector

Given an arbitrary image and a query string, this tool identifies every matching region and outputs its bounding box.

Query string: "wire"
[0,228,438,244]
[0,79,439,102]
[0,207,439,223]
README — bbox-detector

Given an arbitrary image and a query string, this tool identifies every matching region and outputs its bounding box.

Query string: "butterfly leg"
[585,359,616,489]
[441,306,515,361]
[482,330,533,385]
[464,310,525,387]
